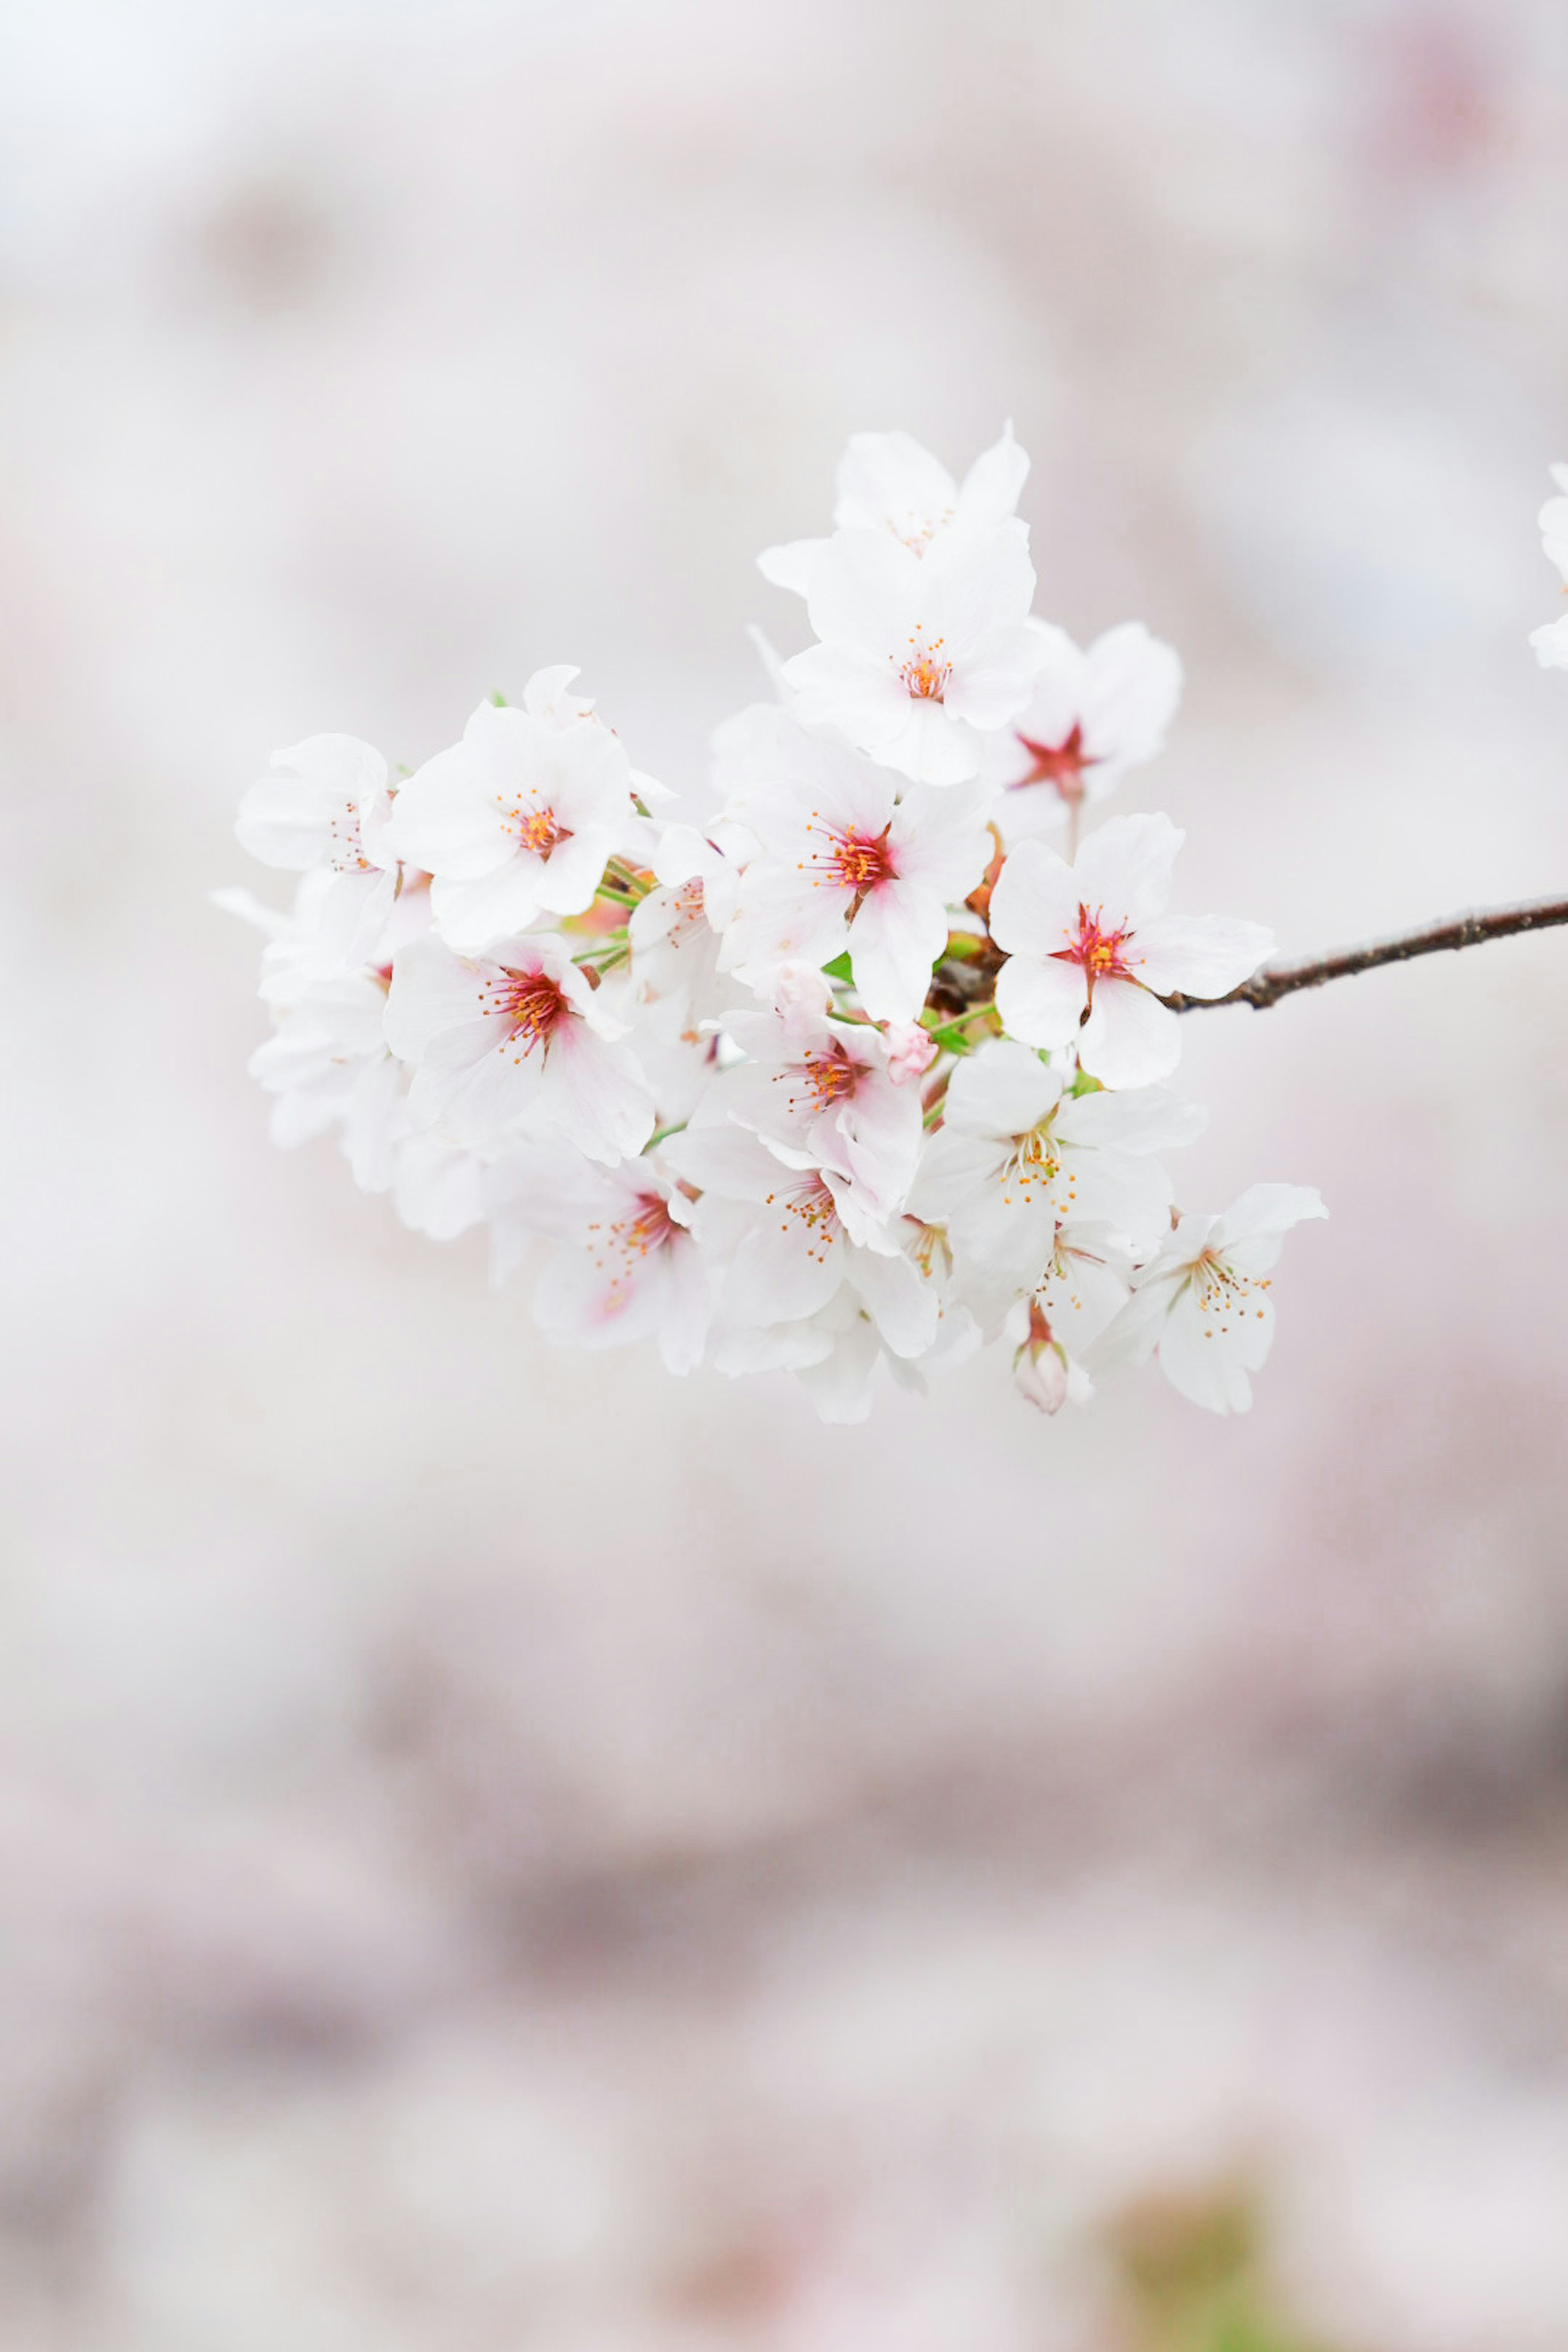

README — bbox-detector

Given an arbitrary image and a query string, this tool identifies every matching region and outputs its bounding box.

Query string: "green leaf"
[822,952,853,982]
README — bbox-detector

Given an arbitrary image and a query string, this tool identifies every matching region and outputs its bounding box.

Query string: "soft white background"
[3,1,1568,2344]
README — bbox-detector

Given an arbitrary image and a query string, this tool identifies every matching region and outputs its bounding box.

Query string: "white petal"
[1076,978,1180,1088]
[1530,615,1568,670]
[1157,1285,1257,1414]
[1212,1182,1327,1264]
[235,771,330,869]
[882,699,983,787]
[987,837,1081,957]
[944,620,1049,731]
[941,1038,1062,1140]
[1059,1084,1205,1156]
[530,829,614,918]
[656,1241,713,1375]
[430,860,548,952]
[993,953,1087,1050]
[383,754,512,879]
[725,1209,844,1327]
[848,881,947,1023]
[847,1245,940,1359]
[1130,913,1272,998]
[920,527,1036,651]
[757,537,820,595]
[780,641,913,756]
[834,431,957,539]
[1073,811,1182,923]
[1001,622,1089,762]
[383,938,490,1060]
[804,527,921,655]
[955,423,1029,531]
[796,1318,884,1423]
[539,1028,655,1164]
[1081,624,1183,769]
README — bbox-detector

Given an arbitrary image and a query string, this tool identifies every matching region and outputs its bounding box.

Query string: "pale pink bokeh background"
[4,3,1568,2344]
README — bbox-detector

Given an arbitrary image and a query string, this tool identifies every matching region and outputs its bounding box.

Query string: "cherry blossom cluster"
[224,427,1326,1421]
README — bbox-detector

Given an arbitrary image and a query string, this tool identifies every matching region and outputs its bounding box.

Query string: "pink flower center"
[782,1044,862,1116]
[581,1193,681,1318]
[512,803,570,859]
[805,820,897,916]
[1191,1249,1271,1335]
[898,630,951,702]
[1010,722,1102,804]
[481,966,572,1057]
[762,1172,841,1266]
[1053,904,1134,1004]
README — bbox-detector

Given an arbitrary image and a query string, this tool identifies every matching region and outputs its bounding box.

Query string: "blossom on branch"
[385,933,653,1162]
[988,813,1273,1088]
[982,621,1183,837]
[383,682,641,953]
[223,419,1345,1426]
[780,524,1046,786]
[759,423,1029,592]
[1094,1185,1327,1414]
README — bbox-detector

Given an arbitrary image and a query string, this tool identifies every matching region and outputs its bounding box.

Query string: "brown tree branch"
[1162,895,1568,1013]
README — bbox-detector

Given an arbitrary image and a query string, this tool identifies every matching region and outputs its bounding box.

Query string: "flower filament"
[1189,1249,1271,1337]
[481,966,571,1060]
[509,800,571,859]
[897,628,951,702]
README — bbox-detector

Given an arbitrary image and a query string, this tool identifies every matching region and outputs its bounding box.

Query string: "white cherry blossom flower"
[384,932,653,1163]
[722,725,991,1021]
[713,968,924,1236]
[909,1040,1201,1330]
[248,968,406,1192]
[488,1140,711,1374]
[627,821,744,1017]
[1007,1220,1135,1413]
[988,813,1273,1090]
[235,734,398,963]
[759,424,1028,594]
[1096,1183,1327,1414]
[982,621,1182,837]
[780,525,1046,786]
[382,691,639,955]
[668,1123,938,1361]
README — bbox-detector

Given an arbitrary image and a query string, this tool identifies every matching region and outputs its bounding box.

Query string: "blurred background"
[3,1,1568,2344]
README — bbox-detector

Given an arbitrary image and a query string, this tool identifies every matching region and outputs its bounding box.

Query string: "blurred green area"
[1107,2186,1345,2352]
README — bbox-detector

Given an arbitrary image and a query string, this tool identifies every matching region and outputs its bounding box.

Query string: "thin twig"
[1162,895,1568,1014]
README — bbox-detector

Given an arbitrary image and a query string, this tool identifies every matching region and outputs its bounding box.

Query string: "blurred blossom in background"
[3,1,1568,2344]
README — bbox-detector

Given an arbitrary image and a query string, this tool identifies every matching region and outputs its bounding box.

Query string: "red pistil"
[1010,722,1102,804]
[514,805,571,859]
[898,629,951,702]
[497,969,570,1053]
[793,1045,860,1114]
[1051,903,1134,1009]
[827,824,895,917]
